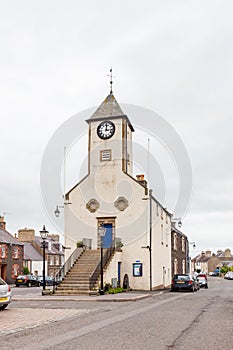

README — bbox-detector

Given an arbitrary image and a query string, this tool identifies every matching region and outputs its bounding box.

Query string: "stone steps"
[54,249,102,295]
[55,290,98,296]
[59,280,91,284]
[58,285,97,289]
[54,248,115,296]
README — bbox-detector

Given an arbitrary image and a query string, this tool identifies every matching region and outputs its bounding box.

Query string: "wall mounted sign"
[133,262,143,277]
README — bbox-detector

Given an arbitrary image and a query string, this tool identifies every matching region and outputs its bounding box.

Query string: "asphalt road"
[1,277,233,350]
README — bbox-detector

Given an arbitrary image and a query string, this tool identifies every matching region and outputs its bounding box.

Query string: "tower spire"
[108,67,114,94]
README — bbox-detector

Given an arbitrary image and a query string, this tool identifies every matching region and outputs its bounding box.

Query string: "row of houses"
[191,248,233,273]
[0,216,64,284]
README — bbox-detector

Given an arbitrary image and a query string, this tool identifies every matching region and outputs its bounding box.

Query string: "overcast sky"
[1,1,233,256]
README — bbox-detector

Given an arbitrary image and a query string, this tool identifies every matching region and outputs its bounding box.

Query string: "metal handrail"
[89,240,116,290]
[53,246,85,291]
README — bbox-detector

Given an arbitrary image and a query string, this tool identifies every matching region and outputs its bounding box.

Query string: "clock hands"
[97,121,115,139]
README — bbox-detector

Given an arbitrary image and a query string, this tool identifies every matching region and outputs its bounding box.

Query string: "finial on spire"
[108,67,114,94]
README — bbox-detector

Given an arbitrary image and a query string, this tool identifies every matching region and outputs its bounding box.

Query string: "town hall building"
[58,90,172,293]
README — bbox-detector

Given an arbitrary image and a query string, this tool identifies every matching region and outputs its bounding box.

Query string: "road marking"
[21,294,185,350]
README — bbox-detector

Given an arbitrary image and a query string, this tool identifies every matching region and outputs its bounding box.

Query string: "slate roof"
[0,228,23,245]
[86,93,135,132]
[88,93,125,120]
[34,236,64,256]
[24,242,43,261]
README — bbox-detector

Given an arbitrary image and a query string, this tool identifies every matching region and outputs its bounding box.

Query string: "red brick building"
[171,223,189,276]
[0,216,24,283]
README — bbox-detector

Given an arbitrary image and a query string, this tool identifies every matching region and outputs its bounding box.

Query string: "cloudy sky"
[1,1,233,256]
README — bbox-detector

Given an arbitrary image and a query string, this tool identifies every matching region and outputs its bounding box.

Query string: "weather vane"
[107,68,115,94]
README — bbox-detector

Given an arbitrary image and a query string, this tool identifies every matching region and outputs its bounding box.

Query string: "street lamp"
[40,225,48,294]
[99,224,106,295]
[172,217,182,228]
[189,241,196,249]
[54,200,72,218]
[54,205,64,217]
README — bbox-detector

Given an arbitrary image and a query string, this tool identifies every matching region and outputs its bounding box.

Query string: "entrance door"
[102,223,112,248]
[0,264,7,280]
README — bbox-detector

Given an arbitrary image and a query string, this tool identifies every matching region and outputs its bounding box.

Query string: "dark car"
[197,276,208,289]
[37,276,56,286]
[171,274,198,292]
[15,275,41,287]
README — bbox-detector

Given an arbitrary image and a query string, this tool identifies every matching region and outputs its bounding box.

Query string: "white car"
[0,277,12,310]
[224,272,233,280]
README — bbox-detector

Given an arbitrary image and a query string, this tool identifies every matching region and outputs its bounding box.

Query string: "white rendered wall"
[31,261,45,276]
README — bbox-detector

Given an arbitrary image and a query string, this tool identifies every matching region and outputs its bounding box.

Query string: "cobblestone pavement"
[0,307,94,335]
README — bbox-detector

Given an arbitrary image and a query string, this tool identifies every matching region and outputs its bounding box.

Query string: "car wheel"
[38,282,41,287]
[15,284,19,287]
[205,285,208,289]
[0,304,8,310]
[27,282,32,287]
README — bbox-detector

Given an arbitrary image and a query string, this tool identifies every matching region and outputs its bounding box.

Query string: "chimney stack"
[18,228,35,242]
[205,250,212,257]
[0,216,6,230]
[136,174,148,188]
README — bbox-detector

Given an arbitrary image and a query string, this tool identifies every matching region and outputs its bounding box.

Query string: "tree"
[23,266,30,275]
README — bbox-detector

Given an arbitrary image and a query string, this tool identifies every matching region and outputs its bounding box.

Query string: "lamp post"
[40,225,48,294]
[99,224,106,295]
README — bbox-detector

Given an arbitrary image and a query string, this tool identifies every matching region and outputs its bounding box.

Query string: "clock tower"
[64,86,172,293]
[86,93,134,176]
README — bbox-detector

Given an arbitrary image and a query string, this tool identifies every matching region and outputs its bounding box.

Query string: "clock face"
[97,121,115,139]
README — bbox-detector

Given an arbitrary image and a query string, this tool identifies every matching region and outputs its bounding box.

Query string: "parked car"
[211,271,219,276]
[224,272,233,280]
[15,275,41,287]
[192,275,200,290]
[37,276,57,286]
[0,277,12,310]
[197,276,208,288]
[171,274,199,292]
[197,273,208,280]
[211,268,220,276]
